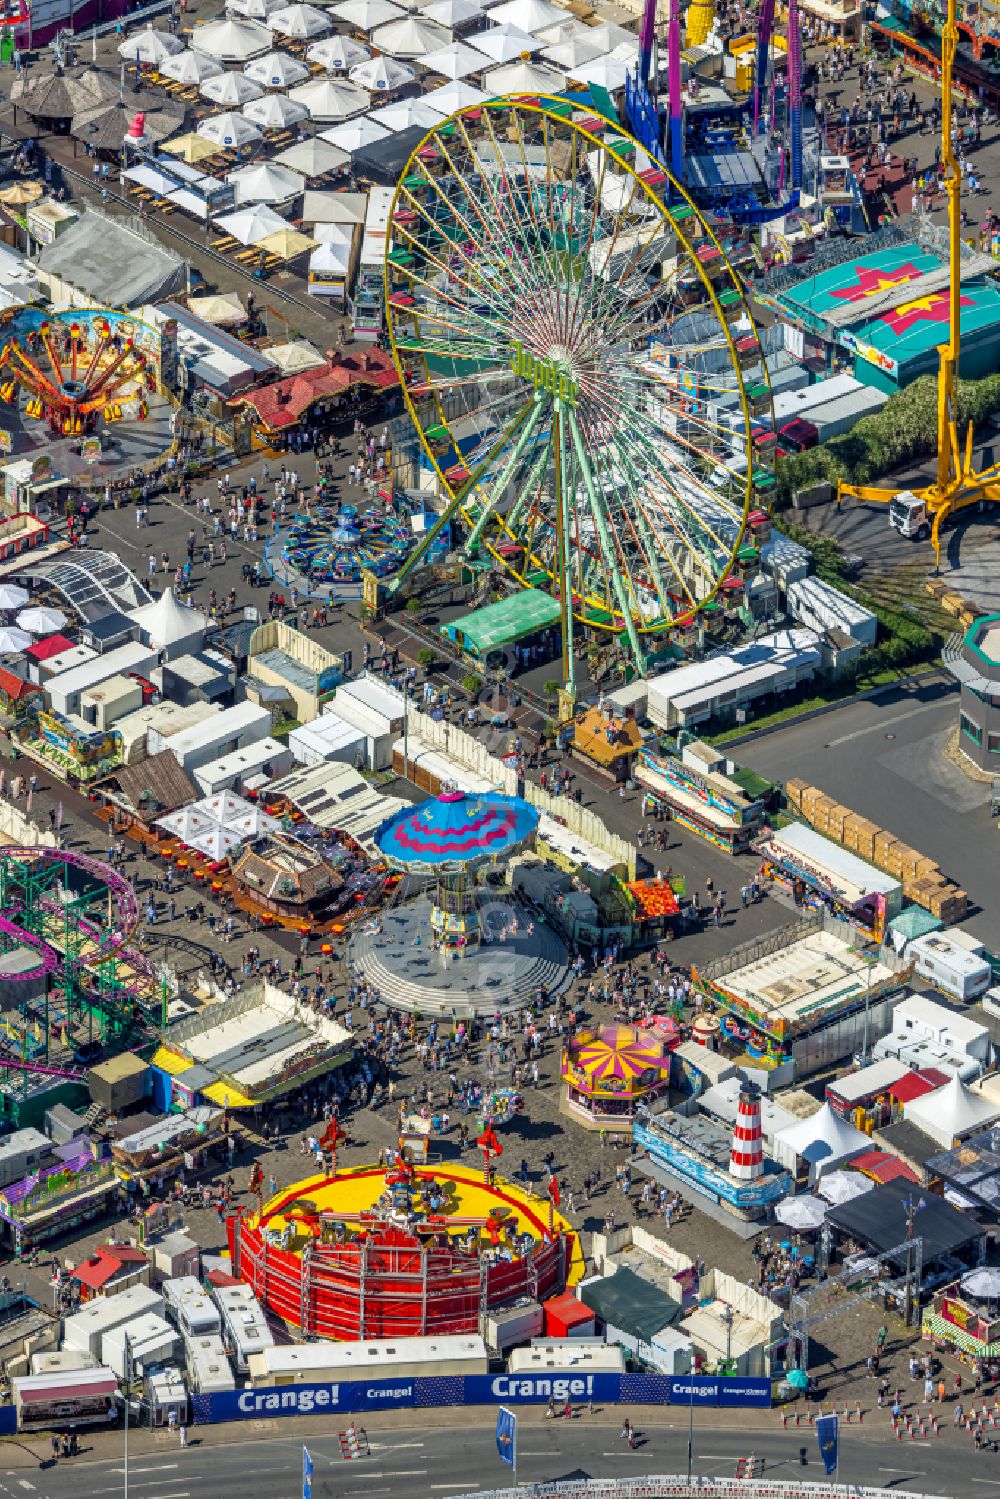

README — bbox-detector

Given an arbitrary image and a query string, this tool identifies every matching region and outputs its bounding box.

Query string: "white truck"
[888,491,931,541]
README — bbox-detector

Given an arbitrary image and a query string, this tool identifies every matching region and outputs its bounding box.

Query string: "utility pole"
[123,1330,131,1499]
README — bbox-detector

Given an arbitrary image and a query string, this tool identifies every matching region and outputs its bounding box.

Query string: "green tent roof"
[577,1268,679,1344]
[442,588,562,656]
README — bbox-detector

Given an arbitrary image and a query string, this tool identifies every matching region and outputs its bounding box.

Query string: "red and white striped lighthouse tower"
[729,1080,764,1180]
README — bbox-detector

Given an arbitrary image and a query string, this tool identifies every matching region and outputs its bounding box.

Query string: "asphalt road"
[737,674,998,941]
[4,1416,979,1499]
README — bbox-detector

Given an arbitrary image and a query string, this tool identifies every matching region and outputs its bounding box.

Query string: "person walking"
[179,1424,187,1448]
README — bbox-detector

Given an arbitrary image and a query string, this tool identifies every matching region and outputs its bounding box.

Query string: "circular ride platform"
[348,893,573,1018]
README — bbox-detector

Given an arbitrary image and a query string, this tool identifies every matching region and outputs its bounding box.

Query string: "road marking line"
[879,1469,926,1475]
[111,1466,178,1474]
[345,1490,390,1496]
[370,1443,424,1451]
[144,1492,189,1499]
[383,1470,428,1476]
[824,701,949,747]
[971,1481,1000,1487]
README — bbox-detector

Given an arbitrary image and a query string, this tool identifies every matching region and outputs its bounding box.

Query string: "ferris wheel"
[384,98,772,683]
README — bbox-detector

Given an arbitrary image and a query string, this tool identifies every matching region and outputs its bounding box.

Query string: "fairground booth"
[635,742,775,854]
[439,588,562,668]
[924,1268,1000,1361]
[754,822,902,941]
[561,1024,673,1131]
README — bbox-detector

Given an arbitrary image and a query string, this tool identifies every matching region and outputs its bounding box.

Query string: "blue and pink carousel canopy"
[375,790,538,872]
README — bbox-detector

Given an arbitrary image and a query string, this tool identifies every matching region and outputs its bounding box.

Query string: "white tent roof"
[422,77,488,112]
[421,0,485,25]
[483,58,564,92]
[197,110,264,148]
[306,34,371,67]
[330,0,405,26]
[310,238,352,274]
[583,20,637,49]
[289,76,370,119]
[267,339,327,373]
[214,202,288,242]
[160,49,225,84]
[368,97,442,131]
[227,0,286,16]
[156,806,217,844]
[420,39,490,76]
[540,34,604,68]
[191,16,273,58]
[487,0,563,31]
[129,588,207,649]
[774,1103,869,1167]
[465,21,539,58]
[534,15,589,42]
[268,1,333,35]
[370,13,452,54]
[243,91,310,128]
[350,54,415,89]
[228,159,306,203]
[118,26,184,63]
[905,1075,1000,1148]
[244,48,311,85]
[319,118,389,150]
[200,71,265,106]
[194,789,253,826]
[313,220,357,245]
[816,1169,874,1207]
[274,137,349,174]
[570,52,629,88]
[185,823,245,860]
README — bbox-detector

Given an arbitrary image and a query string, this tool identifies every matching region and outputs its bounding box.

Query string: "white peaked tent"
[369,97,443,131]
[129,588,207,659]
[773,1103,869,1180]
[214,202,289,242]
[268,2,333,36]
[196,789,255,826]
[422,77,488,111]
[228,160,306,202]
[289,76,370,119]
[420,39,490,77]
[350,54,415,89]
[245,49,311,86]
[191,17,273,59]
[200,71,265,106]
[243,92,310,128]
[307,35,371,68]
[160,49,225,85]
[228,0,287,17]
[118,26,184,63]
[465,21,539,59]
[585,20,639,49]
[541,34,604,69]
[320,117,389,149]
[371,14,452,54]
[904,1074,1000,1148]
[156,806,217,844]
[570,53,629,89]
[816,1169,874,1207]
[487,0,564,31]
[331,0,405,27]
[186,823,245,860]
[197,110,264,148]
[275,137,349,174]
[421,0,484,26]
[483,58,564,92]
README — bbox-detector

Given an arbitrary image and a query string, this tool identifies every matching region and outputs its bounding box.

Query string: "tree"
[543,678,562,697]
[462,673,482,696]
[405,597,422,614]
[417,648,435,670]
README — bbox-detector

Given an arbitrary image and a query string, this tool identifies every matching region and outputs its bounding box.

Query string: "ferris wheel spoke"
[582,374,742,566]
[580,416,698,613]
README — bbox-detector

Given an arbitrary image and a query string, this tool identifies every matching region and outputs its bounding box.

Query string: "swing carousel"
[347,788,574,1018]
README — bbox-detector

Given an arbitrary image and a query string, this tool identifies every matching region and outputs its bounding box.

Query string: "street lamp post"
[123,1330,132,1499]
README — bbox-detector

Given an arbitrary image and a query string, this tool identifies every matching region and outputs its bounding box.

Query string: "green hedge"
[773,371,1000,508]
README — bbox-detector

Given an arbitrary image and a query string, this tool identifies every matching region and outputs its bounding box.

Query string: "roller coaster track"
[0,848,159,1027]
